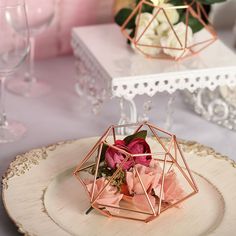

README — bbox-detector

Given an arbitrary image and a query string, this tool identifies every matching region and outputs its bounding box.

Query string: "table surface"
[1,30,236,236]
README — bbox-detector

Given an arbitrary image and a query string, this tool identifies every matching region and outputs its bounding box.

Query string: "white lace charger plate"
[2,137,236,236]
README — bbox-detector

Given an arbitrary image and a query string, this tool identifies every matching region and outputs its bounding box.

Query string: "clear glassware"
[6,0,56,97]
[0,0,30,143]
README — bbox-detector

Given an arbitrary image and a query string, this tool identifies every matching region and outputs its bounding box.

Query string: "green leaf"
[98,165,115,177]
[115,8,136,29]
[181,13,204,33]
[124,130,147,144]
[168,0,185,5]
[142,1,154,13]
[100,143,108,162]
[196,0,226,4]
[108,170,126,191]
[136,0,154,13]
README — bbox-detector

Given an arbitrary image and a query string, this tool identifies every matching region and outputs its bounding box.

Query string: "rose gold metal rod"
[148,125,172,153]
[133,121,147,134]
[102,125,114,141]
[121,1,142,31]
[92,204,112,218]
[122,29,134,43]
[167,152,197,191]
[194,40,216,54]
[74,126,112,173]
[167,136,174,153]
[147,122,173,136]
[198,3,213,28]
[185,8,189,48]
[166,139,175,172]
[77,163,95,172]
[158,153,168,215]
[136,7,161,43]
[162,9,183,48]
[134,1,143,41]
[74,174,91,198]
[134,166,156,216]
[113,122,142,129]
[161,190,197,213]
[136,42,187,50]
[189,6,216,37]
[197,2,201,17]
[112,215,146,222]
[155,158,174,164]
[145,214,158,223]
[174,137,177,159]
[143,0,188,10]
[131,152,174,163]
[99,204,153,216]
[91,143,103,201]
[112,126,116,143]
[176,48,187,61]
[103,142,130,156]
[189,38,215,48]
[92,155,132,205]
[174,137,198,191]
[132,152,166,157]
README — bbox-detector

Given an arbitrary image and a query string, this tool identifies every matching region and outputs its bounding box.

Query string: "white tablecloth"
[1,32,236,235]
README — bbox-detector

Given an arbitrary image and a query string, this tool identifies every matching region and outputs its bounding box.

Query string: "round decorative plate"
[2,137,236,236]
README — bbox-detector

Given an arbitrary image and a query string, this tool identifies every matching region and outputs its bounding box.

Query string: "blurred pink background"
[35,0,114,59]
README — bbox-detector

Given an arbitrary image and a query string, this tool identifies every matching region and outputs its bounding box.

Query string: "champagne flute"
[6,0,56,97]
[0,0,30,143]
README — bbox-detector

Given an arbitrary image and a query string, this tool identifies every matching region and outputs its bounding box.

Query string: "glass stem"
[0,77,7,127]
[27,37,36,83]
[165,93,175,131]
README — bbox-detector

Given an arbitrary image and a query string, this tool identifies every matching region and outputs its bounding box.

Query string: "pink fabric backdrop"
[35,0,114,59]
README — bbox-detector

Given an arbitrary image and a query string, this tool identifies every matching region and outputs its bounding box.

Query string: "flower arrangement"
[74,122,198,222]
[114,0,224,60]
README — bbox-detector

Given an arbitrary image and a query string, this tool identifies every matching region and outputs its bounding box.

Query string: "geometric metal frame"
[121,0,217,60]
[74,121,198,222]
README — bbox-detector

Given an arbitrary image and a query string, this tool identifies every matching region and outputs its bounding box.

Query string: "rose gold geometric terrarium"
[121,0,217,60]
[74,122,198,222]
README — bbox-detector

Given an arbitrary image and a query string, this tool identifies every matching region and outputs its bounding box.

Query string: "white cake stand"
[71,24,236,132]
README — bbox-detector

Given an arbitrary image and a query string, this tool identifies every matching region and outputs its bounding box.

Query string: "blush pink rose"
[126,162,162,195]
[86,177,123,209]
[105,140,134,170]
[127,138,152,167]
[154,170,185,203]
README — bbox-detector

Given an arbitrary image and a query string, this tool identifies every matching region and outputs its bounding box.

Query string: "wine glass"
[0,0,30,143]
[6,0,56,97]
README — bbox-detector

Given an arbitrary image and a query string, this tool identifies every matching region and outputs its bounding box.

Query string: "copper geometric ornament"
[120,0,217,60]
[74,122,198,222]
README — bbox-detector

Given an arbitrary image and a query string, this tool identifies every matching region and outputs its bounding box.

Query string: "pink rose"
[126,162,162,195]
[127,138,152,167]
[105,140,134,170]
[124,162,162,212]
[86,177,123,211]
[154,170,185,203]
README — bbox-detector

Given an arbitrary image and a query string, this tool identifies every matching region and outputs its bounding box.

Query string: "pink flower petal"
[126,162,162,195]
[132,194,156,213]
[163,171,185,203]
[86,177,123,211]
[126,172,134,195]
